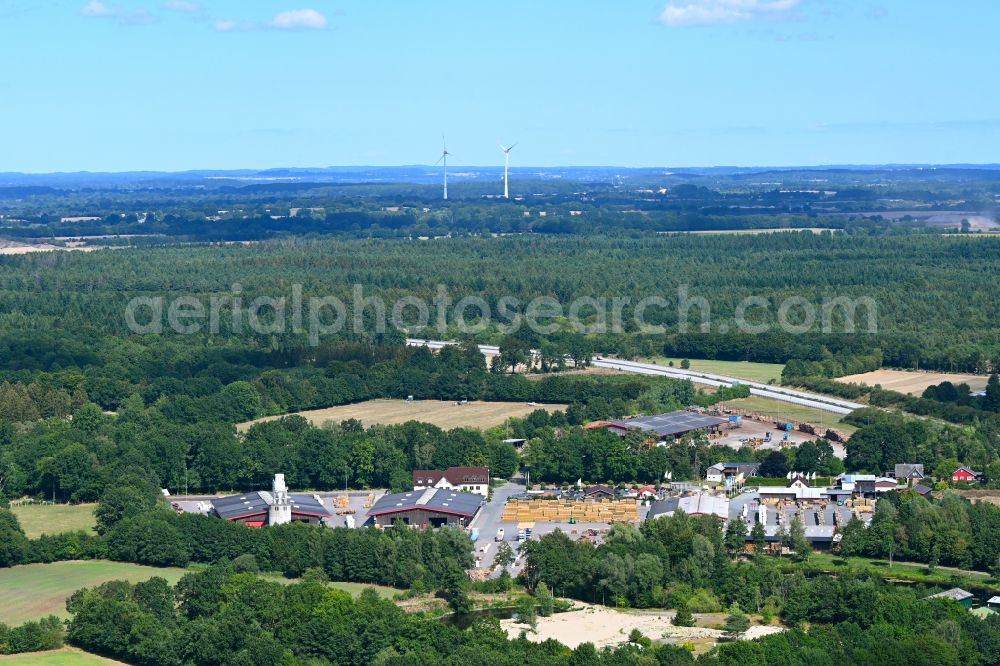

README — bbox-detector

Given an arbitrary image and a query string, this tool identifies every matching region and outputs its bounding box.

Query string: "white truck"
[495,528,505,542]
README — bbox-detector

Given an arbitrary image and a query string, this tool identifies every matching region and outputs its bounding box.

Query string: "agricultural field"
[0,561,188,626]
[10,504,96,538]
[238,399,567,432]
[644,357,786,383]
[836,369,989,395]
[721,395,857,435]
[0,648,126,665]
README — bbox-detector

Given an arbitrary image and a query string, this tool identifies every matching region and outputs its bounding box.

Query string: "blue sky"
[2,0,998,171]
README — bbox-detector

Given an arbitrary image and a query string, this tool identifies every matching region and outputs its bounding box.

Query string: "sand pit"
[501,602,783,649]
[836,369,988,395]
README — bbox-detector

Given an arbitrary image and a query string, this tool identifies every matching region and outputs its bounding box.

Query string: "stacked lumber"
[501,498,639,524]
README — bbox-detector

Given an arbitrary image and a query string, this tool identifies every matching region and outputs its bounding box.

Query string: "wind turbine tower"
[435,137,451,200]
[500,143,517,199]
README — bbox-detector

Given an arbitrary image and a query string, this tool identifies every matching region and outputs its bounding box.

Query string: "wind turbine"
[435,137,451,200]
[500,142,517,199]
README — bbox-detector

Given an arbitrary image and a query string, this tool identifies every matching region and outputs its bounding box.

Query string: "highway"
[406,338,864,416]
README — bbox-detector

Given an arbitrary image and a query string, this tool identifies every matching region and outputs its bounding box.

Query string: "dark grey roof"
[894,464,925,479]
[912,484,932,495]
[288,493,332,518]
[608,411,726,438]
[211,491,331,521]
[212,492,269,520]
[646,497,680,521]
[368,488,483,518]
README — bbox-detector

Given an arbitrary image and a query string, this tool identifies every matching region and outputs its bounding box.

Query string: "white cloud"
[657,0,802,27]
[163,0,202,13]
[80,0,157,24]
[80,0,116,17]
[215,8,329,32]
[268,9,328,30]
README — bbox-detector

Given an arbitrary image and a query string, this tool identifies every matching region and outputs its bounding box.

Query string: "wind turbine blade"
[508,143,517,151]
[434,155,444,165]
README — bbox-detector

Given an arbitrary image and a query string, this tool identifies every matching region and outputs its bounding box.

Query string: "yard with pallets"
[0,561,189,626]
[238,399,566,432]
[10,503,96,538]
[721,395,858,435]
[501,498,639,524]
[643,356,786,384]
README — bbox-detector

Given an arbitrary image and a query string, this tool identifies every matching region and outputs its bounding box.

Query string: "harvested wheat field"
[836,369,988,395]
[238,399,566,432]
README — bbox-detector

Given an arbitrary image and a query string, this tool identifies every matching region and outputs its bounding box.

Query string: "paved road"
[469,477,525,570]
[407,338,864,416]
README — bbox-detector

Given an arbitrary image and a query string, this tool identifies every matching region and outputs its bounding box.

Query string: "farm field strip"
[238,398,566,432]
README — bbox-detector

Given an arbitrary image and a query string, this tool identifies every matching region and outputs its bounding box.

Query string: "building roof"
[605,411,726,438]
[287,493,332,518]
[894,464,925,479]
[584,484,615,496]
[413,466,489,486]
[213,492,270,520]
[211,491,331,521]
[708,461,761,474]
[912,484,932,495]
[988,595,1000,605]
[647,493,729,520]
[368,488,483,518]
[954,466,980,477]
[924,588,974,602]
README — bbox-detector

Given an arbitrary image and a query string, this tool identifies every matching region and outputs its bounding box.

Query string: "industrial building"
[591,410,726,441]
[367,487,483,528]
[210,474,332,527]
[647,492,730,521]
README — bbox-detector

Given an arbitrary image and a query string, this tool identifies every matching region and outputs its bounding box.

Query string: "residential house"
[706,461,761,484]
[413,466,490,497]
[952,466,981,483]
[893,464,925,486]
[583,484,615,499]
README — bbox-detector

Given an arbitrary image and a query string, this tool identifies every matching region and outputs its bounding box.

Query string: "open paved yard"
[238,399,566,432]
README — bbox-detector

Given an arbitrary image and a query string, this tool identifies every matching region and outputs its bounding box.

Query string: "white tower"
[268,473,291,526]
[500,143,517,199]
[436,137,451,200]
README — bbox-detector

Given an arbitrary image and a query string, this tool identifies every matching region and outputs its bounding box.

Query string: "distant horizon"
[4,162,1000,178]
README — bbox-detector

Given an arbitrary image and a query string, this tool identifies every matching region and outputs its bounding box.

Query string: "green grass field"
[0,559,399,626]
[0,561,188,626]
[643,357,785,384]
[10,504,97,539]
[788,552,997,590]
[722,395,857,434]
[0,648,125,664]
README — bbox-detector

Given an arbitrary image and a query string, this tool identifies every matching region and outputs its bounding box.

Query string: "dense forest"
[0,234,997,374]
